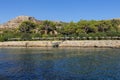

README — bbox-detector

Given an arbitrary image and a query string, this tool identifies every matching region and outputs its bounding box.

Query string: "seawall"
[0,40,120,48]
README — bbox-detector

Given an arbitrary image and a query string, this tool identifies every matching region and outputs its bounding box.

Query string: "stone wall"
[0,40,120,48]
[59,40,120,48]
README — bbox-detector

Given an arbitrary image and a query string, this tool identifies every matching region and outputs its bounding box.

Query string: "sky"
[0,0,120,23]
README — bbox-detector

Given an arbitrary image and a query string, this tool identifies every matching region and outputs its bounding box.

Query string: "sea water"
[0,47,120,80]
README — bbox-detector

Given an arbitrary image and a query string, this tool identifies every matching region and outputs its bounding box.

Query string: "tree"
[111,19,120,32]
[42,20,56,30]
[62,21,77,36]
[21,33,32,41]
[19,21,36,33]
[97,20,112,32]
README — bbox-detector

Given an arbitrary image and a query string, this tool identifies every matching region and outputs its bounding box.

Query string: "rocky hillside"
[0,16,41,29]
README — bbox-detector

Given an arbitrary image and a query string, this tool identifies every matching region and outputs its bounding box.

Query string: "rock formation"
[0,16,40,29]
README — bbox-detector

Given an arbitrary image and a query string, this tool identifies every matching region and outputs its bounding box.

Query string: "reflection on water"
[0,47,120,80]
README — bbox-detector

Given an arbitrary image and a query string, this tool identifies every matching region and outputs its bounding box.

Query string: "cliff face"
[0,16,40,29]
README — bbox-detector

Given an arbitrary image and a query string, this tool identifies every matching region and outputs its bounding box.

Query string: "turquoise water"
[0,47,120,80]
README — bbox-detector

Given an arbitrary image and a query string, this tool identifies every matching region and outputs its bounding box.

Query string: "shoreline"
[0,40,120,48]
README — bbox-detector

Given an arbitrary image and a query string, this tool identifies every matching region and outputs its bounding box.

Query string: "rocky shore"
[0,40,120,48]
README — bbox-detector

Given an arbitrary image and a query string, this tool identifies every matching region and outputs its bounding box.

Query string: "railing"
[7,36,120,41]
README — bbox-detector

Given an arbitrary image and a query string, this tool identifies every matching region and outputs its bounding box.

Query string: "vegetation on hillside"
[0,19,120,41]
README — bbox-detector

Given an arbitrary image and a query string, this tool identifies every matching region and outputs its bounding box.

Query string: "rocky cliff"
[0,16,40,29]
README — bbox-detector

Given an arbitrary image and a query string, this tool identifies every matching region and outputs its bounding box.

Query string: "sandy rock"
[0,16,39,28]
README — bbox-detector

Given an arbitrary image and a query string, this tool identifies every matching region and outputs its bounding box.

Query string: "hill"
[0,16,41,29]
[0,16,120,41]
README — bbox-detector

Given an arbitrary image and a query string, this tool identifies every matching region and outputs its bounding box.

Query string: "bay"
[0,47,120,80]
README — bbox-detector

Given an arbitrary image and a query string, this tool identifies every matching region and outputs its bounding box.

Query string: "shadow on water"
[0,48,120,80]
[0,75,11,80]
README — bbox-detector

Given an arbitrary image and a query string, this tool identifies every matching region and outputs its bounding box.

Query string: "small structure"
[52,42,59,48]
